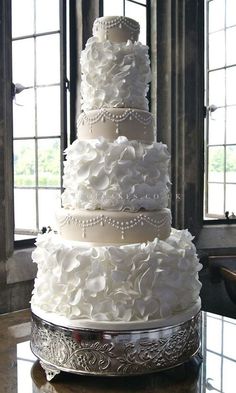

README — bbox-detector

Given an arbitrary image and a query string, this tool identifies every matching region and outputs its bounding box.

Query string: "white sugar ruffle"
[80,37,151,111]
[31,228,202,322]
[61,136,171,211]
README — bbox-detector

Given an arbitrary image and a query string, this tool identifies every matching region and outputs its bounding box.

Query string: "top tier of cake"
[80,16,151,113]
[93,16,140,43]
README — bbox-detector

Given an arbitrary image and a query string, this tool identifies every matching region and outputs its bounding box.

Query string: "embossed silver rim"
[30,310,201,377]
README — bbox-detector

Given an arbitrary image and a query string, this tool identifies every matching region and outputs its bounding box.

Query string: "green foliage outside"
[209,146,236,173]
[14,141,236,186]
[14,139,61,187]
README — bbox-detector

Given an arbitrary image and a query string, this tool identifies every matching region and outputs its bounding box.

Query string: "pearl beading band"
[58,212,171,240]
[78,109,153,135]
[93,16,140,41]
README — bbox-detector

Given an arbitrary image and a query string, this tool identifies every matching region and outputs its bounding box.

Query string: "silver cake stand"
[30,309,201,381]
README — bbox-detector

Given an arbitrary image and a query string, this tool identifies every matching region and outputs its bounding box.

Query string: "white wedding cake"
[31,16,202,330]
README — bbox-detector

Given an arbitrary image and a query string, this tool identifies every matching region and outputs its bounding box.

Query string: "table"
[1,309,236,393]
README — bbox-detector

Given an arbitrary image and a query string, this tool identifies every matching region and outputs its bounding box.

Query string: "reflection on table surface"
[1,310,236,393]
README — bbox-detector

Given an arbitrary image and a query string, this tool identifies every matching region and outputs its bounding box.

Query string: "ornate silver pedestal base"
[30,311,201,380]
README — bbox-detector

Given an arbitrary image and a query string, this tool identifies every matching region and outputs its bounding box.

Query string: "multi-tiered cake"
[30,16,202,379]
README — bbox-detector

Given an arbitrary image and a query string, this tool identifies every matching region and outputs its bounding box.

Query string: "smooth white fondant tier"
[77,108,155,142]
[93,16,140,43]
[56,208,171,244]
[80,37,151,111]
[62,137,170,211]
[31,229,202,323]
[31,300,201,331]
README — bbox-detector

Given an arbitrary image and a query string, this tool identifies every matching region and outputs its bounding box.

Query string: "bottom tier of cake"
[30,304,201,380]
[31,228,202,322]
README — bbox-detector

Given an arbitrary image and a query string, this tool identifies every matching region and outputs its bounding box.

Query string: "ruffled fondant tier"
[56,208,171,244]
[31,300,201,330]
[77,108,155,142]
[80,37,151,111]
[93,16,140,43]
[31,229,202,322]
[62,137,170,211]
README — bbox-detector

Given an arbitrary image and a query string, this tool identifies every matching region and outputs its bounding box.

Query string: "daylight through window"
[205,0,236,221]
[12,0,66,240]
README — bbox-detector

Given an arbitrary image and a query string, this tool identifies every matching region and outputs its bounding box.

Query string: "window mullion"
[34,0,39,233]
[205,0,210,218]
[60,0,67,149]
[223,0,227,215]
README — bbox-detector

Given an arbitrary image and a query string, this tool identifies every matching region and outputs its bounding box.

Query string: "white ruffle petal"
[80,37,151,111]
[85,276,106,293]
[61,137,170,211]
[89,172,110,191]
[31,229,202,322]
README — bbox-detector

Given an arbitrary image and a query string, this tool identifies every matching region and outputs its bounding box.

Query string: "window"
[205,0,236,222]
[11,0,69,241]
[201,312,236,392]
[102,0,149,44]
[11,0,150,244]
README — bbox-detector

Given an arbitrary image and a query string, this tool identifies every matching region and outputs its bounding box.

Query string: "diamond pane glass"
[226,106,236,144]
[12,38,34,87]
[125,1,146,43]
[38,189,61,230]
[208,0,225,33]
[36,0,60,34]
[13,88,35,138]
[209,30,225,69]
[38,138,61,187]
[37,86,61,136]
[209,70,225,107]
[208,183,224,216]
[208,107,225,145]
[12,0,34,38]
[36,34,60,85]
[103,0,124,16]
[226,27,236,65]
[208,146,224,182]
[226,146,236,182]
[14,140,35,187]
[226,0,236,27]
[14,188,36,231]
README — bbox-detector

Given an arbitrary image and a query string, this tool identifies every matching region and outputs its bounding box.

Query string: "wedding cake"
[30,16,202,378]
